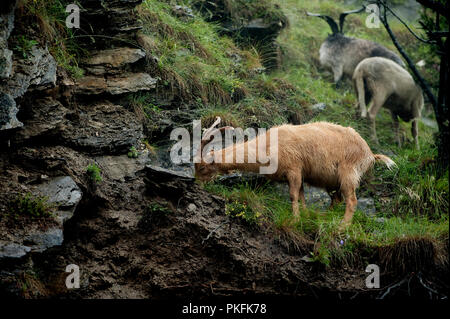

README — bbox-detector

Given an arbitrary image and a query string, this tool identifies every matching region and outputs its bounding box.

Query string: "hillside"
[0,0,448,300]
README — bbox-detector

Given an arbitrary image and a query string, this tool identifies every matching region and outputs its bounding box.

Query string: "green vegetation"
[138,202,172,230]
[8,193,54,220]
[206,178,448,268]
[135,0,448,267]
[127,146,139,159]
[15,0,84,78]
[13,35,39,58]
[190,0,287,25]
[86,164,102,184]
[139,0,245,105]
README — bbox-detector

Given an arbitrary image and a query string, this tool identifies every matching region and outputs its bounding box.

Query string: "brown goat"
[195,118,396,227]
[353,57,424,148]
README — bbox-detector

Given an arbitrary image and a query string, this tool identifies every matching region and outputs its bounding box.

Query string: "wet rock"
[78,0,144,48]
[61,103,143,155]
[192,0,286,70]
[37,176,82,223]
[187,203,197,212]
[172,5,195,20]
[75,72,157,95]
[311,103,327,112]
[357,197,376,216]
[0,92,22,131]
[82,47,146,75]
[148,142,195,176]
[145,164,194,181]
[421,117,438,129]
[0,176,81,259]
[24,228,63,253]
[0,48,12,79]
[95,154,151,182]
[230,19,285,69]
[12,97,67,140]
[4,46,57,98]
[304,185,331,208]
[0,243,31,259]
[0,0,16,79]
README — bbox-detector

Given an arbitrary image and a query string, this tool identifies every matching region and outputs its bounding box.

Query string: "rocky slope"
[0,0,447,299]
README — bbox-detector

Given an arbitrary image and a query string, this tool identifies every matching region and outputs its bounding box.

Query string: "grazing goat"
[195,118,396,227]
[306,7,405,85]
[353,57,424,148]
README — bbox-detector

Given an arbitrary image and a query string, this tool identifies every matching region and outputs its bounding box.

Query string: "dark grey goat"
[306,7,405,85]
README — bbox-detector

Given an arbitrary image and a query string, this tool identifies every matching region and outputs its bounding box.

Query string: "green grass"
[86,164,102,184]
[7,193,54,220]
[139,0,248,105]
[206,180,448,267]
[15,0,85,78]
[136,0,448,268]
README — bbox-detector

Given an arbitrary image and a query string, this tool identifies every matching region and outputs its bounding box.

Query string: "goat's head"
[194,116,234,182]
[306,6,365,35]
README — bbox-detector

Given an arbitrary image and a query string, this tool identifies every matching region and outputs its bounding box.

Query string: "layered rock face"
[0,0,157,266]
[0,0,327,299]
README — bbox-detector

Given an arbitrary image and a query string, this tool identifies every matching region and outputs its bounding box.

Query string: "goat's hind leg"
[333,65,344,88]
[338,168,359,229]
[327,188,343,210]
[367,92,388,145]
[391,112,401,147]
[412,118,419,149]
[287,172,303,218]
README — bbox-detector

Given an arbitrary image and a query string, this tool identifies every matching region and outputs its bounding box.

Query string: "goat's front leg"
[333,65,344,89]
[368,117,379,145]
[287,172,302,218]
[299,183,306,209]
[339,187,358,230]
[367,93,387,145]
[412,118,419,149]
[391,113,401,147]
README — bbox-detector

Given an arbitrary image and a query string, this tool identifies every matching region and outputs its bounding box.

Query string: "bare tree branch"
[377,1,438,109]
[378,0,435,44]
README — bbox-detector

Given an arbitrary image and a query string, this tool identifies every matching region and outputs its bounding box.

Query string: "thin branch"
[377,0,435,44]
[378,2,438,109]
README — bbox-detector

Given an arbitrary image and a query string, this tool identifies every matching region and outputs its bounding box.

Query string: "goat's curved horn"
[306,11,339,35]
[202,116,221,141]
[339,6,365,33]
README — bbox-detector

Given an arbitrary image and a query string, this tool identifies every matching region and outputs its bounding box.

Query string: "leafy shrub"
[14,35,39,58]
[138,202,172,230]
[86,164,102,184]
[127,146,139,159]
[9,193,54,219]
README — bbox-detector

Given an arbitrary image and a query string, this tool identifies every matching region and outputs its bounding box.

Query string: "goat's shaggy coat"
[353,56,424,148]
[320,34,405,83]
[195,121,395,226]
[306,8,404,84]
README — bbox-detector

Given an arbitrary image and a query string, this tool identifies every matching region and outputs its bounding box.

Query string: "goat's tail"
[353,67,366,112]
[374,154,397,170]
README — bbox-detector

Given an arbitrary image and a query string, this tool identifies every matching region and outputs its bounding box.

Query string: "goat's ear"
[306,11,339,35]
[338,6,365,33]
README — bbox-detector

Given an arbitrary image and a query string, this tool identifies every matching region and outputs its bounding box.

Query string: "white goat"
[353,56,424,148]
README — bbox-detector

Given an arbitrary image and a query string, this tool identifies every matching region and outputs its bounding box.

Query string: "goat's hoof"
[338,221,351,232]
